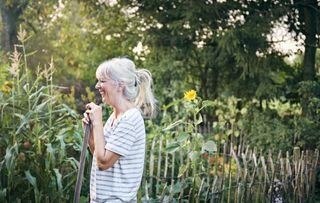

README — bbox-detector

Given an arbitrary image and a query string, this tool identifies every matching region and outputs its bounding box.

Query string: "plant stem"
[21,42,30,111]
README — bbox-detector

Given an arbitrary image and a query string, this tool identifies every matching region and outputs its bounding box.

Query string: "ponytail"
[135,69,156,118]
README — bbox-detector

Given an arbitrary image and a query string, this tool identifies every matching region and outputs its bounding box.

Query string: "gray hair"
[96,57,156,118]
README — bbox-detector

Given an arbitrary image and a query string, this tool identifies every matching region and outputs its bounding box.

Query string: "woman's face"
[95,74,118,106]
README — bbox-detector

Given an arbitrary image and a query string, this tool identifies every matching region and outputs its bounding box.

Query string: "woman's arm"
[86,103,121,170]
[88,127,95,153]
[92,120,120,170]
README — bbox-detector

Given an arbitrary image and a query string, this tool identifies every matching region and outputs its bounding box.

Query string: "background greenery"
[0,0,319,202]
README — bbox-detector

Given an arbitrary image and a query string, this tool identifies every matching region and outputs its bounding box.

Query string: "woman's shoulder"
[121,108,143,123]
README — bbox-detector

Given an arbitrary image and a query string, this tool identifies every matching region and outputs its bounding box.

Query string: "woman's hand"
[82,111,93,134]
[85,102,103,127]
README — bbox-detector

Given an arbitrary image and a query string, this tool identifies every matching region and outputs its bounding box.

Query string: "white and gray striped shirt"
[90,108,145,203]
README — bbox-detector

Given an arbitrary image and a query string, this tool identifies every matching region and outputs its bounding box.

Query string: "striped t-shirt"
[90,108,145,203]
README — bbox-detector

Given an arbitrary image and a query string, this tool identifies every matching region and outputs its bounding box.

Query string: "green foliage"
[1,1,320,201]
[0,33,85,202]
[295,81,320,148]
[145,96,219,201]
[117,0,298,101]
[142,91,320,201]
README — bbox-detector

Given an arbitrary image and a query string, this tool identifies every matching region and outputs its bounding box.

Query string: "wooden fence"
[140,141,319,203]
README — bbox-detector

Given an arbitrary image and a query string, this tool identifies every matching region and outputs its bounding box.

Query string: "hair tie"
[134,71,140,87]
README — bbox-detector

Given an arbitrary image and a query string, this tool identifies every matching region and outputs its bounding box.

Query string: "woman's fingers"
[82,112,90,124]
[84,102,102,126]
[82,117,89,125]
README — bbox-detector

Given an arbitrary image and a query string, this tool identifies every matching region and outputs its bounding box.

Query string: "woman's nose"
[95,83,100,89]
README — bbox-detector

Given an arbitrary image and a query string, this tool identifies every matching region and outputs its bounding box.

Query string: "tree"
[288,0,319,81]
[0,0,28,52]
[117,0,292,102]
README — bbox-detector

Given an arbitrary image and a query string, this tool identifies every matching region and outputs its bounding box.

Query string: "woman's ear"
[117,84,124,92]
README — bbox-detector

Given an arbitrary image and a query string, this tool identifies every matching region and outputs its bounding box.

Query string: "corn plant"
[0,30,86,203]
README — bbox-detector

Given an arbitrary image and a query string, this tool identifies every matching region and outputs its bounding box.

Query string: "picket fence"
[140,140,319,203]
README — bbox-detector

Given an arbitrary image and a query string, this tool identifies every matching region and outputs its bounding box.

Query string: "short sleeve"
[105,119,135,157]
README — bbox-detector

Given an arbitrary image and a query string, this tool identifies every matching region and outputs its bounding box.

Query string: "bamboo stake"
[164,139,169,179]
[220,143,228,203]
[169,152,175,202]
[188,178,194,203]
[311,149,319,200]
[210,176,218,203]
[144,180,150,202]
[227,145,233,203]
[231,149,241,203]
[159,183,167,203]
[248,151,258,202]
[196,178,205,202]
[156,135,163,195]
[149,136,156,196]
[178,179,185,202]
[300,151,305,203]
[241,152,248,203]
[268,150,276,203]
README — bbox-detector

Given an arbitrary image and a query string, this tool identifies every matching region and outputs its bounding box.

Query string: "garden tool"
[73,121,91,203]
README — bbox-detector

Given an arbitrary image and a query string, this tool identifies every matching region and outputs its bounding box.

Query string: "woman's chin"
[101,97,109,105]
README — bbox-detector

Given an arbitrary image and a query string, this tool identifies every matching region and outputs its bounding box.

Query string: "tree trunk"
[302,0,317,81]
[0,0,26,52]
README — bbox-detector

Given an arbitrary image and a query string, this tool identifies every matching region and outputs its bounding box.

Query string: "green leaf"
[165,142,180,153]
[240,107,247,115]
[0,188,6,199]
[53,168,63,193]
[178,164,188,178]
[195,176,201,188]
[189,151,200,162]
[196,100,216,113]
[173,182,182,194]
[80,196,89,203]
[5,144,18,171]
[25,170,37,189]
[195,114,203,125]
[14,113,24,119]
[202,140,217,153]
[234,130,240,137]
[35,98,53,112]
[195,176,202,189]
[237,120,243,128]
[163,119,184,131]
[187,123,194,133]
[15,111,33,134]
[162,99,183,110]
[270,71,286,84]
[176,133,189,143]
[226,129,233,136]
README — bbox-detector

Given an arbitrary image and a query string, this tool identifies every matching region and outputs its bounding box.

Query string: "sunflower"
[1,86,11,94]
[184,90,197,101]
[4,81,13,88]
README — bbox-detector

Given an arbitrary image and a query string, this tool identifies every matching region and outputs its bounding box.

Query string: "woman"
[82,57,156,202]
